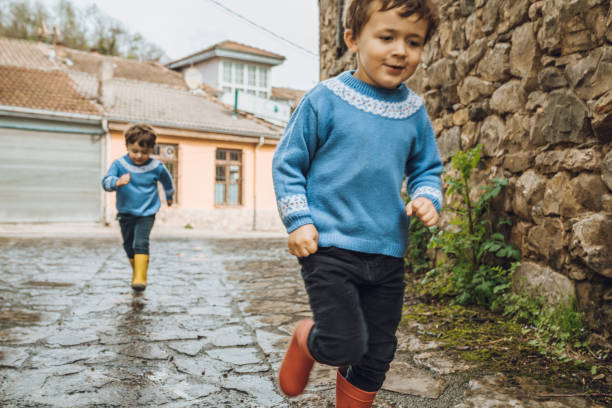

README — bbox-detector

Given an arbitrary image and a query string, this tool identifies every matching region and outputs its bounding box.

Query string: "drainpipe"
[103,119,111,226]
[233,89,239,119]
[252,135,265,231]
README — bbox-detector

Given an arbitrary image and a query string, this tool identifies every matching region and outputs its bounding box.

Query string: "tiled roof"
[0,37,282,137]
[0,37,57,70]
[69,72,280,137]
[216,41,285,60]
[0,66,101,115]
[0,37,185,88]
[271,87,306,107]
[166,40,285,68]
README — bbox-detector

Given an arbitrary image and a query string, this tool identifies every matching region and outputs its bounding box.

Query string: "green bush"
[421,145,520,308]
[405,145,593,364]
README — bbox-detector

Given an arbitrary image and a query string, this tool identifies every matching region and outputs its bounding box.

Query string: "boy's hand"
[167,199,173,207]
[116,173,131,187]
[406,197,439,227]
[288,224,319,258]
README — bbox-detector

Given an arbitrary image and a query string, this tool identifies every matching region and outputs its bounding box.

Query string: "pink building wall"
[104,126,283,231]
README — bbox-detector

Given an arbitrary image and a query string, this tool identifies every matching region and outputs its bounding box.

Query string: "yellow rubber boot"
[129,258,135,271]
[132,254,149,291]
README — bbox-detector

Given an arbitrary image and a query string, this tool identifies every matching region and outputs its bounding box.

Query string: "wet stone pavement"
[0,233,607,407]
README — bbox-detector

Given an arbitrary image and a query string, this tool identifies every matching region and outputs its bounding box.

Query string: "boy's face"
[126,142,153,165]
[345,3,429,89]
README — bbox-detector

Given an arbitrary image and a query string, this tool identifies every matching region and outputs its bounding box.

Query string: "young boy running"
[272,0,442,406]
[102,123,174,292]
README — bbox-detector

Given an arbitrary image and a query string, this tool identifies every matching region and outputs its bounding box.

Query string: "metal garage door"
[0,127,103,222]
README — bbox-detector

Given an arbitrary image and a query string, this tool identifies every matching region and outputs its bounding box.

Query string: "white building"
[166,41,297,125]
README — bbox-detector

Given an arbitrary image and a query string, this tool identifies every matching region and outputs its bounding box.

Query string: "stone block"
[460,121,480,149]
[458,76,495,105]
[481,0,502,34]
[573,47,612,101]
[526,218,568,269]
[438,126,462,162]
[456,38,488,78]
[513,261,575,306]
[572,174,609,212]
[503,152,533,173]
[570,213,612,278]
[537,15,561,54]
[535,148,602,174]
[479,115,506,157]
[464,13,485,44]
[603,151,612,191]
[490,81,527,114]
[538,67,568,91]
[426,58,457,89]
[510,22,538,82]
[542,172,579,217]
[477,43,511,82]
[529,90,590,146]
[498,0,530,33]
[592,90,612,143]
[513,170,546,221]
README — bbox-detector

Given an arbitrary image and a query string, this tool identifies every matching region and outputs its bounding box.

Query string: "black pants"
[117,213,155,258]
[298,246,405,392]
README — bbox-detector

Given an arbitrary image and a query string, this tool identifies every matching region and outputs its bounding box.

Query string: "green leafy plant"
[404,145,595,368]
[404,217,434,276]
[422,145,520,308]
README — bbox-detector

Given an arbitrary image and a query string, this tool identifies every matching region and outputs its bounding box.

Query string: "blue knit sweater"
[272,71,443,257]
[102,154,174,217]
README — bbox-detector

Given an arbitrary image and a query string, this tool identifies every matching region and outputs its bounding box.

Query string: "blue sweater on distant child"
[272,71,443,258]
[102,155,174,217]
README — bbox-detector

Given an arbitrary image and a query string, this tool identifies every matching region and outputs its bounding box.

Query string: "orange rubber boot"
[129,258,135,271]
[336,369,377,407]
[278,319,315,396]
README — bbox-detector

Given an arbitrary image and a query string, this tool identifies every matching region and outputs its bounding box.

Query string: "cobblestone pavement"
[0,229,607,407]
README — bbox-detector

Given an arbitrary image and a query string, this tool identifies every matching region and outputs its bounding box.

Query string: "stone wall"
[319,0,612,339]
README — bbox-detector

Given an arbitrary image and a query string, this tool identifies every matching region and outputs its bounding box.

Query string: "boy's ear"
[344,29,359,53]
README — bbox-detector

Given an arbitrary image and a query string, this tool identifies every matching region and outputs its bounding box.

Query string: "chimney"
[97,60,115,107]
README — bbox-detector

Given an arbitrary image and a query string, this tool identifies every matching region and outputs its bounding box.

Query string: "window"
[248,65,257,86]
[223,61,233,82]
[258,91,267,98]
[215,148,242,205]
[235,63,244,85]
[153,143,179,203]
[258,66,268,88]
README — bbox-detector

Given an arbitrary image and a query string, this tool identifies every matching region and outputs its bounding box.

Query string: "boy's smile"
[344,5,429,89]
[126,143,153,165]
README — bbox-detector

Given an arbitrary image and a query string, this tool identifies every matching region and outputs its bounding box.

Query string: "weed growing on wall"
[413,145,520,308]
[404,145,597,368]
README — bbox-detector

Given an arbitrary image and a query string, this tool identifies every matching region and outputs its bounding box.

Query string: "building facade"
[0,37,284,231]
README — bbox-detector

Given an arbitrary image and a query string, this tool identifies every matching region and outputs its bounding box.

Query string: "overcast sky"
[60,0,321,91]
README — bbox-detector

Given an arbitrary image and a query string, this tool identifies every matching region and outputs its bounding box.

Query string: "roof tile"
[0,66,101,115]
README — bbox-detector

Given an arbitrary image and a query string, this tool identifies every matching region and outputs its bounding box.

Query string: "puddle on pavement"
[23,280,74,288]
[0,309,41,327]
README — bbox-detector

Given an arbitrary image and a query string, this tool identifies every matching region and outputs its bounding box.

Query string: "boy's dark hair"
[344,0,440,44]
[124,123,157,148]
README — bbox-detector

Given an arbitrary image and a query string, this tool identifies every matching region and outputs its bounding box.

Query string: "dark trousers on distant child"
[117,213,155,291]
[117,213,155,257]
[298,246,405,392]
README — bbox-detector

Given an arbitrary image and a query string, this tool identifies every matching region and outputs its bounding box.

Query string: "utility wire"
[205,0,319,57]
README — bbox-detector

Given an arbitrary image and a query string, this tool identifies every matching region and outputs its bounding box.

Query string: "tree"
[0,0,167,61]
[55,0,86,49]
